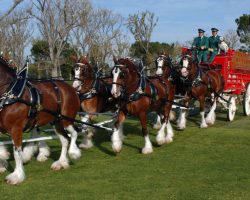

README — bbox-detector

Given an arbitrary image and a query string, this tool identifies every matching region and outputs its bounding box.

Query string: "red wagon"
[182,47,250,121]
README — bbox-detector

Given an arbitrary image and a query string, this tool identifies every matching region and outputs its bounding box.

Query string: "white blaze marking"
[156,58,164,75]
[72,67,81,90]
[111,67,121,98]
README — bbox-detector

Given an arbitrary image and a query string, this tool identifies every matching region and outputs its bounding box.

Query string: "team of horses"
[0,51,224,185]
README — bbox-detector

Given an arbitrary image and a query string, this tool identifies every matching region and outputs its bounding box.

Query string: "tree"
[70,5,128,67]
[29,0,80,77]
[0,0,24,22]
[126,10,158,65]
[223,29,240,49]
[235,14,250,52]
[69,0,93,58]
[129,41,181,75]
[7,10,32,69]
[31,39,76,79]
[0,8,31,69]
[31,40,50,61]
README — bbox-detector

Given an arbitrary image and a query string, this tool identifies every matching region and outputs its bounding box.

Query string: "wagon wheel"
[227,96,236,121]
[243,82,250,116]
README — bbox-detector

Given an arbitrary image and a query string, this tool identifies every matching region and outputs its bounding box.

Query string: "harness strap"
[23,83,42,132]
[50,80,61,116]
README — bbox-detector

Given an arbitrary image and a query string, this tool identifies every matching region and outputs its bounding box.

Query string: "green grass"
[1,108,250,200]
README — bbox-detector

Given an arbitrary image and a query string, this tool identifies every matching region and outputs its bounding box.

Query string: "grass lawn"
[1,107,250,200]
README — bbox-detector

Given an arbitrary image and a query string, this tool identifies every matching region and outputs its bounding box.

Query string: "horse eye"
[119,73,124,78]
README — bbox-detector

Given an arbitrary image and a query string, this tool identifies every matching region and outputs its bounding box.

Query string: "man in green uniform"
[208,28,220,63]
[192,29,209,63]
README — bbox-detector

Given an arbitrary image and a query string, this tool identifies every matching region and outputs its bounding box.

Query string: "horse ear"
[70,55,78,63]
[113,55,118,64]
[163,50,169,57]
[84,55,89,62]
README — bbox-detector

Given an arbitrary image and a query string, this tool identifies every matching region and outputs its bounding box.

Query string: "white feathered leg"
[177,109,187,130]
[0,145,10,173]
[22,129,39,163]
[79,130,94,149]
[142,135,153,154]
[153,115,162,129]
[200,111,208,128]
[36,140,50,162]
[111,123,124,153]
[206,99,217,125]
[5,146,25,185]
[79,115,94,149]
[66,125,81,160]
[165,120,174,144]
[51,128,69,171]
[156,121,167,145]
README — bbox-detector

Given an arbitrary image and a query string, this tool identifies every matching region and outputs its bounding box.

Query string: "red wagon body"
[182,47,250,120]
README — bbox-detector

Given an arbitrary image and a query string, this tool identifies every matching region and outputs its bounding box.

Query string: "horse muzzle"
[181,67,189,77]
[72,80,82,91]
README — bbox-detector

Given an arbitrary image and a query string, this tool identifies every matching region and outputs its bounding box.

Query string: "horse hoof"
[112,145,122,153]
[0,148,10,160]
[177,127,185,131]
[69,149,81,160]
[156,138,165,146]
[51,160,69,171]
[142,147,153,154]
[200,123,208,128]
[21,154,32,164]
[165,137,173,144]
[5,172,25,185]
[0,166,7,173]
[79,142,93,149]
[112,141,122,153]
[37,147,50,162]
[36,154,49,162]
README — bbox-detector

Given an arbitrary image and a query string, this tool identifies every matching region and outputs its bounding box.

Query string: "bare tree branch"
[0,0,24,22]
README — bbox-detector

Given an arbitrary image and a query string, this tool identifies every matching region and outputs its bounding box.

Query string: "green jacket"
[192,36,209,50]
[208,35,220,51]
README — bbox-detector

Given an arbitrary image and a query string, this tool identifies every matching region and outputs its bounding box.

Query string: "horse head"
[111,57,138,98]
[179,54,196,79]
[155,52,173,77]
[72,55,94,91]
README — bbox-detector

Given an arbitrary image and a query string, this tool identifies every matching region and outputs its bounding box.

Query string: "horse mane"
[78,56,94,74]
[0,55,16,75]
[119,57,143,73]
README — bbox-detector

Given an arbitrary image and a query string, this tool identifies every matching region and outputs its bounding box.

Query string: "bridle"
[112,64,127,87]
[180,55,193,78]
[72,62,90,85]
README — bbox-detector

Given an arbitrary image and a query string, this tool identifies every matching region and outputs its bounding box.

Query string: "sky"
[92,0,250,44]
[0,0,250,45]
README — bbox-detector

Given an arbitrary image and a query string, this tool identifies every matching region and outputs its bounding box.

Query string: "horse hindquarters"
[54,82,81,160]
[34,81,81,168]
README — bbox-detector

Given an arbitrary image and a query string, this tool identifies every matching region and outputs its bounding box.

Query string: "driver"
[191,29,209,63]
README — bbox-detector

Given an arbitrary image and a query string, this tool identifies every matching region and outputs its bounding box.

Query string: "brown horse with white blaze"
[0,56,81,185]
[177,55,224,129]
[72,55,117,148]
[111,57,176,154]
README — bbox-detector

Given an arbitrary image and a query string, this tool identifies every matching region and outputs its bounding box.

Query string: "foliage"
[235,14,250,52]
[31,40,77,79]
[130,41,181,65]
[127,10,158,55]
[31,40,50,61]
